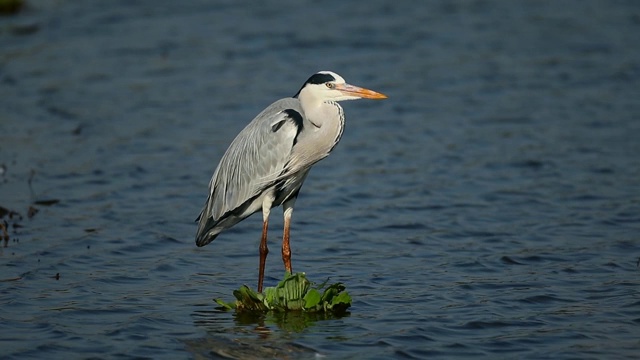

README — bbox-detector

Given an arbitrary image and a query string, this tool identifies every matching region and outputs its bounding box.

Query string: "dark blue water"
[2,1,639,358]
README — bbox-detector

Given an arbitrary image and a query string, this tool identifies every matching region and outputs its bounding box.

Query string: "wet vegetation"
[215,272,351,315]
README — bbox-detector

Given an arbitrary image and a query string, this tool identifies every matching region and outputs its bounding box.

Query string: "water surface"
[1,1,639,359]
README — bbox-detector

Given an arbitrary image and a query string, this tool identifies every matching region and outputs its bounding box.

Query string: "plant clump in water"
[215,272,351,314]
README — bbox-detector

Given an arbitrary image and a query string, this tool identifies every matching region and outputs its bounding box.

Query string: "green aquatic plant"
[215,272,351,314]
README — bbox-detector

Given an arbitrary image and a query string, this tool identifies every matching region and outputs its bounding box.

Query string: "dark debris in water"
[0,164,63,246]
[1,205,22,247]
[0,221,9,246]
[0,0,23,15]
[0,199,59,247]
[33,199,60,206]
[72,124,83,135]
[0,205,20,220]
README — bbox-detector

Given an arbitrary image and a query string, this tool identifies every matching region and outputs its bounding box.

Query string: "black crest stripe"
[293,72,336,98]
[306,73,336,85]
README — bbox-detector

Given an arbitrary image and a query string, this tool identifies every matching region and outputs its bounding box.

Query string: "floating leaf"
[214,298,235,310]
[303,288,321,310]
[232,285,269,312]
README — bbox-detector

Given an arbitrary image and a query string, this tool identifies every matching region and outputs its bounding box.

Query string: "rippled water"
[2,0,639,359]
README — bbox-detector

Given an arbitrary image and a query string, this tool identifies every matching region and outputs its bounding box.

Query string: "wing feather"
[196,98,304,242]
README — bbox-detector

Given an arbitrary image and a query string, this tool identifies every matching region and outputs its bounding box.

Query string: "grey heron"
[195,71,387,292]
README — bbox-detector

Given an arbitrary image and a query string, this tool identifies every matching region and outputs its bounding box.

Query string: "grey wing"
[196,99,303,245]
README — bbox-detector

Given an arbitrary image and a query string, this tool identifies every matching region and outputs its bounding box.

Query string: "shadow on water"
[187,308,350,359]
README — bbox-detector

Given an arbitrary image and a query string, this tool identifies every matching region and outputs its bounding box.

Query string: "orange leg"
[282,203,294,274]
[258,219,269,293]
[258,196,274,293]
[282,215,292,274]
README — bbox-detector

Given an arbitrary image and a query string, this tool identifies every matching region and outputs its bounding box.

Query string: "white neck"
[299,89,328,128]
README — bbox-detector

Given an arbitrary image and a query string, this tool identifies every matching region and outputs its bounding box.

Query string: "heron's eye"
[326,83,335,89]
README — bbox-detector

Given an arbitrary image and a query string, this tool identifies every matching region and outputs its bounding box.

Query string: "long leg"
[282,198,296,274]
[258,195,274,293]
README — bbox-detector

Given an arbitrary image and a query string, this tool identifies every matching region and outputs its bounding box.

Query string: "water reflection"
[189,308,348,358]
[237,309,350,334]
[193,307,350,334]
[184,336,319,360]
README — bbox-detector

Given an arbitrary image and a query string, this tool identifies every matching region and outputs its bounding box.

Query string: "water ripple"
[2,0,640,359]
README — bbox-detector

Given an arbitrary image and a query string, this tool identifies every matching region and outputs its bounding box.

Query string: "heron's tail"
[195,230,218,247]
[195,203,246,247]
[195,210,220,247]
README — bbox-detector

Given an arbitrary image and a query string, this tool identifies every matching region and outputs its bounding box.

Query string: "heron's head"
[294,71,387,102]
